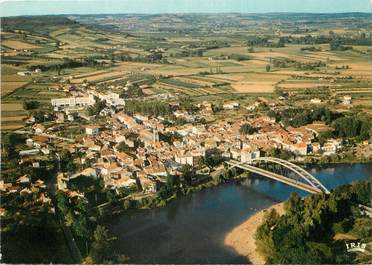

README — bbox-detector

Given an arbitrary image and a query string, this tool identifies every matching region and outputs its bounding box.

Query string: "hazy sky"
[1,0,372,17]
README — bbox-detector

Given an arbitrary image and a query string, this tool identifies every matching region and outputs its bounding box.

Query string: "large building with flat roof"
[51,95,95,108]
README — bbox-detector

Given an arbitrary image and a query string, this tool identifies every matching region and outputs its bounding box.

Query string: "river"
[107,163,372,264]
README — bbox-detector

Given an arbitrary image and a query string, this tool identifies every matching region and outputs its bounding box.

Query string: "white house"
[19,149,40,156]
[342,95,352,105]
[223,102,240,110]
[85,125,100,135]
[175,152,194,166]
[310,98,322,104]
[322,139,342,155]
[241,148,260,163]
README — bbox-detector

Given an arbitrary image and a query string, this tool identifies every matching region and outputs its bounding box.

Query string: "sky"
[1,0,372,17]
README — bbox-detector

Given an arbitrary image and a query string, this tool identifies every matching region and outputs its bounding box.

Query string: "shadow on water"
[107,163,372,264]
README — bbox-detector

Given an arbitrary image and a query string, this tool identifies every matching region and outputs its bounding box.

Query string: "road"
[14,130,75,143]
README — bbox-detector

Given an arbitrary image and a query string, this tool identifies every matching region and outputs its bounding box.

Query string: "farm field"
[2,40,40,50]
[1,102,27,130]
[1,13,372,132]
[1,82,30,96]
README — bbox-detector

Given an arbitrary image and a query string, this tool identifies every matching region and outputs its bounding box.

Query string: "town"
[1,10,371,265]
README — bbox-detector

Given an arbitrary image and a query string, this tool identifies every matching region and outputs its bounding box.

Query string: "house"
[17,175,30,184]
[86,142,101,152]
[140,129,159,146]
[310,98,322,104]
[134,114,148,122]
[32,124,45,134]
[105,169,136,189]
[342,95,352,105]
[138,174,158,193]
[322,139,342,155]
[67,114,75,122]
[17,71,31,76]
[19,149,39,156]
[144,163,167,178]
[116,152,134,167]
[41,147,50,155]
[115,113,137,128]
[26,116,36,124]
[204,138,218,149]
[240,147,260,163]
[56,112,65,123]
[288,142,309,156]
[85,125,100,135]
[34,179,47,189]
[201,101,212,112]
[173,110,187,118]
[223,102,239,110]
[20,188,32,195]
[311,143,321,153]
[175,152,194,166]
[26,138,34,147]
[230,148,241,160]
[71,168,99,179]
[32,135,49,148]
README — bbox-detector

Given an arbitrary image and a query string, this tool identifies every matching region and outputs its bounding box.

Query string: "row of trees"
[270,57,326,70]
[124,100,172,116]
[283,34,372,46]
[268,107,338,128]
[27,58,99,73]
[246,36,285,48]
[332,116,371,141]
[56,190,115,263]
[255,179,371,264]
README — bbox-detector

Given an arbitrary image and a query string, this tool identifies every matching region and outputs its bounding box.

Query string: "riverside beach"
[224,202,285,264]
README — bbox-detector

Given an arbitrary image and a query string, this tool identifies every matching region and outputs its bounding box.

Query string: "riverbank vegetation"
[255,179,371,264]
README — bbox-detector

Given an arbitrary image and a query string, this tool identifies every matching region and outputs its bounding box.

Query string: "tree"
[204,148,223,168]
[180,164,194,185]
[211,104,222,113]
[266,64,271,72]
[60,150,76,172]
[23,100,40,110]
[86,98,106,116]
[117,141,131,152]
[89,225,114,263]
[239,123,257,135]
[56,191,68,214]
[255,179,372,264]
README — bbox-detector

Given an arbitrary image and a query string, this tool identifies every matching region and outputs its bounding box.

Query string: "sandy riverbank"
[224,202,285,264]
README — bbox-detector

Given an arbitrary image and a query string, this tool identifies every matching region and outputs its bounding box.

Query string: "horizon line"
[3,11,372,18]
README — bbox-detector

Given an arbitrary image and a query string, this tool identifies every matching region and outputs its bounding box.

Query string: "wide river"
[107,163,372,264]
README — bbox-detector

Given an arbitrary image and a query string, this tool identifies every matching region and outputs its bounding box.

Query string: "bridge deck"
[226,160,321,194]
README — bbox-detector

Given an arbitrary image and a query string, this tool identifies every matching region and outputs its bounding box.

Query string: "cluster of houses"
[12,91,345,199]
[0,176,53,218]
[45,106,341,194]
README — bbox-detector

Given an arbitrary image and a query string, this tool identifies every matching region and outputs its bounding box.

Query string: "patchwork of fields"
[1,14,372,131]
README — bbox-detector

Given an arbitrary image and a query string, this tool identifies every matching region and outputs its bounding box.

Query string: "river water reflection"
[107,163,372,264]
